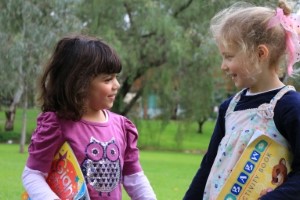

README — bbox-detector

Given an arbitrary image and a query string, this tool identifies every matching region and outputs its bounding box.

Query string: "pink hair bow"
[268,8,300,76]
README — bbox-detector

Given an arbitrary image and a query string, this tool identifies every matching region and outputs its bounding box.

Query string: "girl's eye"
[105,77,113,82]
[103,74,119,82]
[224,55,233,59]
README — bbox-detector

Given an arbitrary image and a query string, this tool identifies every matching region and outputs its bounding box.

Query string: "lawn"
[0,144,202,200]
[0,108,213,199]
[0,108,215,152]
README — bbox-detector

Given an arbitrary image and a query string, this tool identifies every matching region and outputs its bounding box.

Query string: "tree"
[77,0,279,133]
[78,0,217,118]
[0,0,83,152]
[0,0,282,151]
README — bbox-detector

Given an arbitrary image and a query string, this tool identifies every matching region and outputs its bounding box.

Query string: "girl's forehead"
[218,42,239,53]
[218,39,238,49]
[93,73,116,79]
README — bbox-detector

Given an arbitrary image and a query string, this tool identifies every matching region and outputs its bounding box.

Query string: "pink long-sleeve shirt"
[26,110,142,199]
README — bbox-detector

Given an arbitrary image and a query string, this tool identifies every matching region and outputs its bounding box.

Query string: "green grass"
[0,144,28,200]
[0,108,213,199]
[0,108,215,153]
[136,119,214,152]
[123,151,202,200]
[0,144,202,200]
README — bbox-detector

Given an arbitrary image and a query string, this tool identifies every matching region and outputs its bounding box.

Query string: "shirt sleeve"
[123,171,157,200]
[261,91,300,199]
[183,99,229,199]
[122,117,143,176]
[26,112,64,173]
[22,166,60,200]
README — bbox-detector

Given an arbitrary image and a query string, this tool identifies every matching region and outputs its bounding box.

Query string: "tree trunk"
[197,118,207,134]
[5,86,24,131]
[170,105,178,120]
[20,85,28,153]
[121,88,143,116]
[5,107,16,131]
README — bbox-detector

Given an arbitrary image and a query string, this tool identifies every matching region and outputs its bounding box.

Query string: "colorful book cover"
[218,132,292,200]
[22,142,90,200]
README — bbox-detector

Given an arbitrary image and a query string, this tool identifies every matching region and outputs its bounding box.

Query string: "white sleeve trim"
[123,171,157,200]
[22,166,60,200]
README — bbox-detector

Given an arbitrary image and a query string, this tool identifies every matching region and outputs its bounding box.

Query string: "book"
[218,131,292,200]
[22,142,90,200]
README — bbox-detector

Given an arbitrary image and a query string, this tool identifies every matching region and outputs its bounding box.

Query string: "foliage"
[0,0,83,103]
[77,0,222,120]
[0,108,215,152]
[0,131,20,143]
[76,0,280,120]
[0,108,39,143]
[0,0,84,148]
[0,0,285,138]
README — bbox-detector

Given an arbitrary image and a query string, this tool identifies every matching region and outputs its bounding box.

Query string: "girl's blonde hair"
[210,1,291,74]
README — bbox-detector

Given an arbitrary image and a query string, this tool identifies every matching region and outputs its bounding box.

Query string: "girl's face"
[218,43,255,89]
[86,73,120,111]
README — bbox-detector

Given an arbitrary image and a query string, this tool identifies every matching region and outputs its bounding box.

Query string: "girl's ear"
[257,44,269,60]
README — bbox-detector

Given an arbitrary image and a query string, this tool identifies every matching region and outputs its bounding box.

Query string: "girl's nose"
[114,78,120,90]
[220,61,227,71]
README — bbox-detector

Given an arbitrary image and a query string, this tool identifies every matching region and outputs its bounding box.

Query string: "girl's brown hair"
[37,34,122,120]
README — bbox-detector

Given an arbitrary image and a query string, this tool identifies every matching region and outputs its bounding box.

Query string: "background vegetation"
[1,0,300,199]
[0,109,213,200]
[2,0,295,151]
[0,143,204,200]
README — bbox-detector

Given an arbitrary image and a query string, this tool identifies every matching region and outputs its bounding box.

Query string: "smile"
[108,94,116,100]
[226,73,237,80]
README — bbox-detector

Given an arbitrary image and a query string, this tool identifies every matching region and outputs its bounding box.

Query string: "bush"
[0,108,38,144]
[0,131,21,144]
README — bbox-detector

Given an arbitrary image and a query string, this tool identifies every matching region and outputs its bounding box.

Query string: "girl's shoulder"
[280,89,300,103]
[278,89,300,120]
[106,110,125,124]
[273,89,300,124]
[219,95,234,111]
[28,111,64,172]
[106,110,137,132]
[35,111,63,134]
[274,89,300,139]
[36,111,60,125]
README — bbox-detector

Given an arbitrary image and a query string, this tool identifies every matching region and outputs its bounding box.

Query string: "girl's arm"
[183,100,228,200]
[22,166,60,200]
[261,92,300,199]
[123,171,156,200]
[23,112,64,200]
[122,116,157,199]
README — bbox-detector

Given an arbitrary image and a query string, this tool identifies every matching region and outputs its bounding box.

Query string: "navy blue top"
[183,87,300,200]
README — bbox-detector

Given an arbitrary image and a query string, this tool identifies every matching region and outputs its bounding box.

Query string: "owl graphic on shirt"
[81,137,121,196]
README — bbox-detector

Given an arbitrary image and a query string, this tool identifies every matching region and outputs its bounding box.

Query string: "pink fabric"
[22,166,60,200]
[268,8,300,76]
[26,110,142,200]
[123,171,157,200]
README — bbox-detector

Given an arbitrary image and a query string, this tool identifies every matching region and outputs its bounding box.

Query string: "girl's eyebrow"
[98,74,111,78]
[222,52,230,56]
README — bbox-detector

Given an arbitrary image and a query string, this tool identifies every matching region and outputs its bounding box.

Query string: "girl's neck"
[246,85,284,96]
[82,109,107,123]
[248,70,284,93]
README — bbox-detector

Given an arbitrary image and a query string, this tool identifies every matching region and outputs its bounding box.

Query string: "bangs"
[92,41,122,75]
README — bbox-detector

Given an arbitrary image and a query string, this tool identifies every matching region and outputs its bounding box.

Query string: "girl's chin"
[234,82,245,89]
